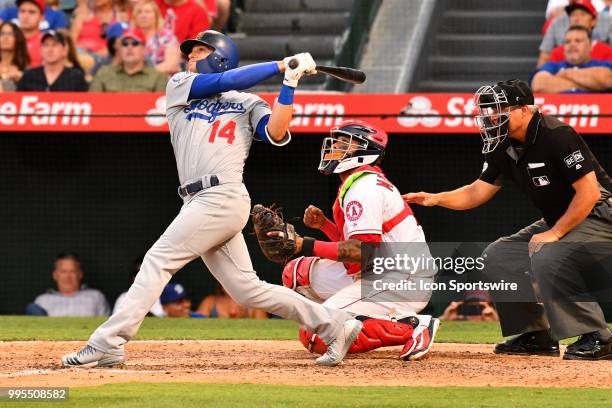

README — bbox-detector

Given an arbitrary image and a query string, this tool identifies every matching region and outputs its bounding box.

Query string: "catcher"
[253,120,439,361]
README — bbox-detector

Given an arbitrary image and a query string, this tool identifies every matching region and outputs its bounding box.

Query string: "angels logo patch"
[345,201,363,221]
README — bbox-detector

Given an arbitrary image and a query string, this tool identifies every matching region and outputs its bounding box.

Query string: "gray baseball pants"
[88,183,349,355]
[482,200,612,340]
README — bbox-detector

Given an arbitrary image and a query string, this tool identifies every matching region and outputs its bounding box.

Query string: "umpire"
[404,79,612,360]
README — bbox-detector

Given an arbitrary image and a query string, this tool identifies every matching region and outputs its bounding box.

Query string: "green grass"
[0,316,298,341]
[2,316,609,344]
[0,316,505,343]
[3,383,611,408]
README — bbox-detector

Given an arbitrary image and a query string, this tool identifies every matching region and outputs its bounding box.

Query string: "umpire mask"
[474,79,534,154]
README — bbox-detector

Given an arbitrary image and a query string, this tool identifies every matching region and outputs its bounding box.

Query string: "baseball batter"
[62,30,362,368]
[257,121,439,361]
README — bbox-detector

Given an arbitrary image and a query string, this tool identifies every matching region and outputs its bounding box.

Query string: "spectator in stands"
[113,255,165,317]
[538,0,612,66]
[209,0,230,31]
[89,27,167,91]
[0,21,28,91]
[0,0,65,31]
[546,0,570,23]
[160,283,205,318]
[90,20,125,76]
[532,25,612,93]
[17,29,88,90]
[440,291,499,322]
[71,0,124,60]
[132,0,179,75]
[155,0,209,42]
[17,0,44,66]
[549,26,612,61]
[25,253,110,317]
[58,27,86,73]
[197,283,268,319]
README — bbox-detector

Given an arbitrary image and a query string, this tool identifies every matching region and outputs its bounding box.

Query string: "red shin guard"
[298,317,418,355]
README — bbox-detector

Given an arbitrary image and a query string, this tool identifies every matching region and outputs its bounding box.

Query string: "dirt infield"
[0,340,610,388]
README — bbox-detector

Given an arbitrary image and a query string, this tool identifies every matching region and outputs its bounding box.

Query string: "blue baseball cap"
[105,22,128,40]
[160,283,188,305]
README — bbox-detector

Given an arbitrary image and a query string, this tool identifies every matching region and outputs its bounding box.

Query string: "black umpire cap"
[493,79,534,107]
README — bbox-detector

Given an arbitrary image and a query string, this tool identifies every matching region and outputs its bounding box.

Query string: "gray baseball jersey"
[86,70,351,357]
[166,72,287,185]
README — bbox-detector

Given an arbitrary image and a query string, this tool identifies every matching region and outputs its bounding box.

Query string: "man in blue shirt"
[531,25,612,93]
[0,0,66,31]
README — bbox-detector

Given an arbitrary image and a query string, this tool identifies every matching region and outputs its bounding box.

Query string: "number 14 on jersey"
[209,120,236,144]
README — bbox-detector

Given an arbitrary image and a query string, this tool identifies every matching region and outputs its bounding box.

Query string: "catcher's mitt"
[251,204,297,264]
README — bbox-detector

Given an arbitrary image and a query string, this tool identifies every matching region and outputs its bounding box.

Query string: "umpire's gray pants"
[482,200,612,341]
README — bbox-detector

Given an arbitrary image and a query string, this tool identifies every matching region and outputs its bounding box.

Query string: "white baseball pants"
[301,258,432,319]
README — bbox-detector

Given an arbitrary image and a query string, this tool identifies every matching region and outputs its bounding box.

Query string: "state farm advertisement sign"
[0,93,610,134]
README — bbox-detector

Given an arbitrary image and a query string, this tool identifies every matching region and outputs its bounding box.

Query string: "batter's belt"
[177,174,242,199]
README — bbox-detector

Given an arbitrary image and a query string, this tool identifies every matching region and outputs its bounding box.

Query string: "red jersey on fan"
[26,31,42,67]
[156,0,210,43]
[549,41,612,62]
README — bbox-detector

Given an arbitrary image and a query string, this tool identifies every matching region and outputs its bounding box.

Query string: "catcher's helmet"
[318,120,388,175]
[180,30,239,74]
[474,79,534,153]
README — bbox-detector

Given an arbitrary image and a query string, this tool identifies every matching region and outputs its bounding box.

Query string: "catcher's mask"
[474,79,534,154]
[318,120,387,175]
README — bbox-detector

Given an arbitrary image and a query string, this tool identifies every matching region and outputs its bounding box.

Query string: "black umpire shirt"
[479,112,612,226]
[17,66,88,92]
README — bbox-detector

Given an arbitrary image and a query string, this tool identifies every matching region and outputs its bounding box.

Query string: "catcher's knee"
[282,256,319,291]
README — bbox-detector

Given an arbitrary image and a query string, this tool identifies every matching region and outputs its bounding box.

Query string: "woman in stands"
[131,0,180,75]
[0,22,29,92]
[58,28,86,74]
[71,0,125,60]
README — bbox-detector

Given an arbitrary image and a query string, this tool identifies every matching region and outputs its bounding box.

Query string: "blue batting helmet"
[180,30,240,74]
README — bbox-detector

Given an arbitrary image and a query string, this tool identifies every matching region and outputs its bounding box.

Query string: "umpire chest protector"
[479,113,612,226]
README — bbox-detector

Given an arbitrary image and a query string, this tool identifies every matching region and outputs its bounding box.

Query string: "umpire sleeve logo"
[564,150,584,168]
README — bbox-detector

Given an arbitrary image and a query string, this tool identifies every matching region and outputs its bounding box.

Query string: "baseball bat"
[288,58,366,84]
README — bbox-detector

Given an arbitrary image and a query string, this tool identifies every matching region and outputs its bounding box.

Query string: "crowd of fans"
[26,253,269,319]
[0,0,231,92]
[2,0,609,94]
[532,0,612,93]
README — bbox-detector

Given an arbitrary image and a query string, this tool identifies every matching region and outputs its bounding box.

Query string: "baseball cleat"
[400,318,440,361]
[562,332,612,361]
[61,344,125,368]
[315,319,363,367]
[494,330,560,356]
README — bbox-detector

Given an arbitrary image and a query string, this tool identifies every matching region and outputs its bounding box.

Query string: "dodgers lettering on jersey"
[166,72,272,185]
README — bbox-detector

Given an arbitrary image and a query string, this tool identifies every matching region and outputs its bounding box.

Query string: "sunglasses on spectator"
[121,38,142,47]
